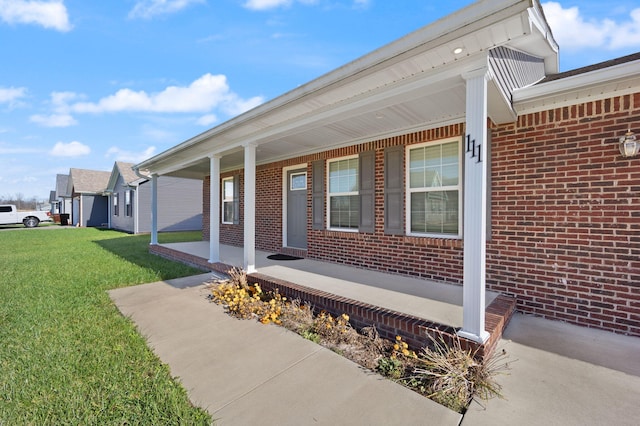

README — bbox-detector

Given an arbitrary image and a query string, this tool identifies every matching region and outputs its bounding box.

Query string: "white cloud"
[0,86,26,102]
[71,73,265,117]
[49,141,90,157]
[353,0,369,9]
[128,0,204,19]
[106,146,156,164]
[196,114,218,126]
[221,94,263,116]
[30,113,77,127]
[243,0,322,10]
[0,0,71,32]
[542,2,640,51]
[0,144,41,154]
[0,86,27,107]
[244,0,292,10]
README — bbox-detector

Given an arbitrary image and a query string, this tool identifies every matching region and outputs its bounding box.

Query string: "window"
[328,156,359,230]
[125,190,133,217]
[407,138,461,237]
[290,172,307,191]
[113,193,119,216]
[222,177,235,224]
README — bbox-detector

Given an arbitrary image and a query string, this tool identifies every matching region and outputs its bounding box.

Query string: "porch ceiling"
[139,0,558,179]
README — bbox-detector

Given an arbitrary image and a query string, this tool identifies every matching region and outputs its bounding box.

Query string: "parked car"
[0,205,51,228]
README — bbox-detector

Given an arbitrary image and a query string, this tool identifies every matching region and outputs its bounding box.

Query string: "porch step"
[150,244,517,357]
[250,272,516,358]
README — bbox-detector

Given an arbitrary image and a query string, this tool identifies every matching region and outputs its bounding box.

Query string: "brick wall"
[488,93,640,336]
[307,125,465,282]
[202,94,639,336]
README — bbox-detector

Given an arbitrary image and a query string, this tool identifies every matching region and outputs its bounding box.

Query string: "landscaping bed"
[207,268,510,414]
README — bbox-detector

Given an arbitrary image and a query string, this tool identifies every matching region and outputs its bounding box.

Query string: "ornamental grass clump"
[405,334,509,413]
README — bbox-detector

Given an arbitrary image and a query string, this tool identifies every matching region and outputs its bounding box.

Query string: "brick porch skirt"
[150,244,516,358]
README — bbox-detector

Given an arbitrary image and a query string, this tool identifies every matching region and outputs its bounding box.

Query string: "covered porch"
[151,241,516,355]
[136,0,557,354]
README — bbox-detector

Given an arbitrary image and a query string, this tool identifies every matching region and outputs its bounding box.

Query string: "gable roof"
[135,0,558,179]
[105,162,143,192]
[68,168,111,195]
[116,162,140,184]
[55,174,70,197]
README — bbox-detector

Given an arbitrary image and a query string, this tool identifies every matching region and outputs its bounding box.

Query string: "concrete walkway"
[109,274,462,425]
[109,274,640,426]
[463,313,640,426]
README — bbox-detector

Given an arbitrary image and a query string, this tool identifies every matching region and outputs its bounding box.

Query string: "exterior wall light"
[619,129,640,158]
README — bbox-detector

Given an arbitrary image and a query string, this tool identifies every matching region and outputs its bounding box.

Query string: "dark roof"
[540,52,640,83]
[115,162,140,185]
[69,168,111,193]
[55,174,69,197]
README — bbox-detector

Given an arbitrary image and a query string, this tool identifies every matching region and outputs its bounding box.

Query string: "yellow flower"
[396,336,402,341]
[393,344,399,351]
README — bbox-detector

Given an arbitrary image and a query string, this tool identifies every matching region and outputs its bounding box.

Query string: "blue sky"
[1,0,640,201]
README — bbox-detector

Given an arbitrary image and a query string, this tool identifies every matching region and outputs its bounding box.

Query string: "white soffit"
[137,0,558,176]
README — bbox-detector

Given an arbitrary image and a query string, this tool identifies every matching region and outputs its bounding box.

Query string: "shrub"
[405,334,509,413]
[209,269,286,324]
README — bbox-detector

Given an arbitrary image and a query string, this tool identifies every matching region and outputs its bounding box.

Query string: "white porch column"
[243,143,257,273]
[458,67,490,343]
[150,173,158,246]
[209,155,221,263]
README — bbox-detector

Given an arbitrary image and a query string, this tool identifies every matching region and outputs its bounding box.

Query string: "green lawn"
[0,228,212,425]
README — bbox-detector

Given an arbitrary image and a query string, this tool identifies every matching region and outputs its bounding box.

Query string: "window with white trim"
[125,190,133,217]
[222,177,234,224]
[327,156,359,230]
[407,138,461,237]
[113,192,119,216]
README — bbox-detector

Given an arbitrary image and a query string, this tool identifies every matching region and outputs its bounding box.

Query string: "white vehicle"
[0,204,51,228]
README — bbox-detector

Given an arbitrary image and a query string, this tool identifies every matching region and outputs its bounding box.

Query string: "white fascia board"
[135,0,534,174]
[513,59,640,105]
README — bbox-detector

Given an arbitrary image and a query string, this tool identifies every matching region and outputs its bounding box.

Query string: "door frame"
[282,163,308,248]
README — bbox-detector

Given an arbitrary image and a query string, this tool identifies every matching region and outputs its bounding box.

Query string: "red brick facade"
[203,93,640,337]
[488,93,640,336]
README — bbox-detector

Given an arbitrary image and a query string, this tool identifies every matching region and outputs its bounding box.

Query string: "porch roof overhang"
[134,0,557,179]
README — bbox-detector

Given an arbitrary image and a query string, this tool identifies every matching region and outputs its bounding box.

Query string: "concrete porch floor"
[152,241,517,356]
[159,241,498,330]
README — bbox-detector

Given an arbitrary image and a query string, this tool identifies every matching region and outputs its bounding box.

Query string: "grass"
[0,228,212,425]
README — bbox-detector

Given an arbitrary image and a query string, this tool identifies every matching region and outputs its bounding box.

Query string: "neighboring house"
[105,161,203,234]
[134,0,640,340]
[67,168,111,227]
[48,191,58,215]
[49,174,72,216]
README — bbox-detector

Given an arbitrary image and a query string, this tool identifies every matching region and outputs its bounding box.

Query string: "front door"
[286,169,307,249]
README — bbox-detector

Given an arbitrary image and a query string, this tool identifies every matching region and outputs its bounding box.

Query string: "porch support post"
[243,143,257,273]
[209,155,221,263]
[150,173,158,246]
[458,67,490,343]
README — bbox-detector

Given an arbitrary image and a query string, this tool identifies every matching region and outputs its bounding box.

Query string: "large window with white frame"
[327,156,359,230]
[407,138,461,237]
[222,177,235,224]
